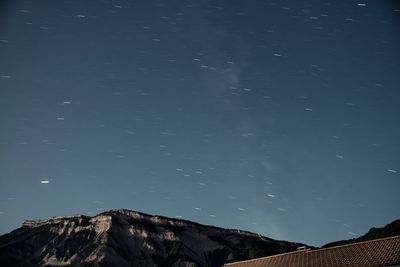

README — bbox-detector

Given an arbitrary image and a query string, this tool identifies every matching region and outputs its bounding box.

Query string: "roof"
[224,235,400,267]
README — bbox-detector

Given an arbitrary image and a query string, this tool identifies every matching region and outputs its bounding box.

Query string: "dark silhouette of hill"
[322,219,400,248]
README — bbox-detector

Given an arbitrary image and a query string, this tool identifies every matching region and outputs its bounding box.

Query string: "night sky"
[1,0,400,246]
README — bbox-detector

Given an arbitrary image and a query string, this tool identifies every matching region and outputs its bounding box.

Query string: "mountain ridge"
[0,209,305,267]
[1,209,399,266]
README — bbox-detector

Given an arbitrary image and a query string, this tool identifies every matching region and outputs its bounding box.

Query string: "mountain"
[0,209,305,267]
[322,219,400,248]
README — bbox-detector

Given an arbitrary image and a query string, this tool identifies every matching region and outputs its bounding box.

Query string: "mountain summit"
[0,209,304,267]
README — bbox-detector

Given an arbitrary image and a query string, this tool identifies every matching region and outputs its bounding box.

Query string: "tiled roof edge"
[224,235,400,266]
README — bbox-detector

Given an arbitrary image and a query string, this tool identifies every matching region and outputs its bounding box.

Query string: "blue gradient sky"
[0,0,399,246]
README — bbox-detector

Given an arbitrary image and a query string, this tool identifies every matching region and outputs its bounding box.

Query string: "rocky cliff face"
[0,209,304,267]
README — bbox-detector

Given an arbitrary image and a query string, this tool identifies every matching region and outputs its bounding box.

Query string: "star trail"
[0,0,399,246]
